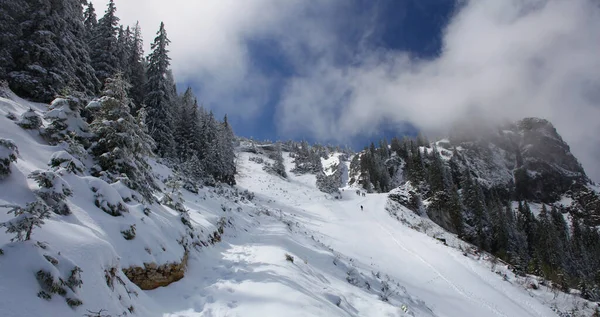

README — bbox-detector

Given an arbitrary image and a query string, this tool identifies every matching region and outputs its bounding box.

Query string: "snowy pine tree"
[0,0,23,80]
[217,115,236,185]
[83,2,97,39]
[174,87,200,162]
[4,0,99,101]
[28,170,73,215]
[144,22,175,157]
[88,73,156,201]
[0,200,51,242]
[272,142,287,178]
[0,138,18,179]
[127,22,146,109]
[90,0,120,86]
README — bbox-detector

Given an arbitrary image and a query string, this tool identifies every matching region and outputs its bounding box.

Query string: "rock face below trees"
[122,252,188,290]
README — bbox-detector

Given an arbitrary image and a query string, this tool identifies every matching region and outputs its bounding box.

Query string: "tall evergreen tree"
[88,73,156,201]
[217,114,236,185]
[90,0,120,86]
[0,0,23,80]
[144,22,175,157]
[174,87,199,162]
[128,22,146,108]
[3,0,99,101]
[83,2,97,39]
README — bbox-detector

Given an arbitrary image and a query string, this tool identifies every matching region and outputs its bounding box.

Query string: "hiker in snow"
[361,205,363,211]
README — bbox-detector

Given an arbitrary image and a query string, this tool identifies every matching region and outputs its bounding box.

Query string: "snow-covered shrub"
[88,178,129,216]
[379,281,395,302]
[17,108,42,129]
[92,186,128,217]
[5,112,17,121]
[0,200,51,241]
[41,96,90,145]
[249,156,264,164]
[29,170,73,215]
[316,172,341,195]
[162,176,186,212]
[285,253,294,263]
[121,225,136,240]
[32,246,84,307]
[0,138,18,178]
[49,151,84,174]
[182,179,199,194]
[346,268,363,286]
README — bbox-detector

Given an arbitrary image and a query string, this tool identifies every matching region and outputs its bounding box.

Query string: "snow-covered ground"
[1,92,596,316]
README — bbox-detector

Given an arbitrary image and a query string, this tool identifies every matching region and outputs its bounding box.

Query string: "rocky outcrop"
[122,252,188,290]
[122,217,231,290]
[448,118,588,202]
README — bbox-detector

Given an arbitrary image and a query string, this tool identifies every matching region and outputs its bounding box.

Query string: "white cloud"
[276,0,600,181]
[92,0,600,181]
[91,0,341,117]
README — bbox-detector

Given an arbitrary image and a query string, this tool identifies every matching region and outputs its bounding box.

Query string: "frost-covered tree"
[1,200,51,241]
[316,172,340,195]
[0,138,18,179]
[127,22,146,108]
[162,176,185,212]
[0,0,23,80]
[217,115,236,185]
[5,0,98,101]
[116,26,132,76]
[28,170,72,215]
[174,87,200,162]
[88,73,156,201]
[83,2,97,39]
[90,0,120,86]
[144,22,175,157]
[198,110,219,178]
[272,143,287,178]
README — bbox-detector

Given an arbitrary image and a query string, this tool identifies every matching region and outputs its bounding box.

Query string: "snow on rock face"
[447,118,588,201]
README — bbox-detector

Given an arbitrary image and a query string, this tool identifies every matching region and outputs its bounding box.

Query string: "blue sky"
[93,0,600,181]
[178,0,456,148]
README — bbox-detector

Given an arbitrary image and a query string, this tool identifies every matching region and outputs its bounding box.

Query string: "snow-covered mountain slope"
[0,92,596,316]
[236,152,596,317]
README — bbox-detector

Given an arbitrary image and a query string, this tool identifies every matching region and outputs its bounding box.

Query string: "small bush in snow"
[83,309,112,317]
[1,200,51,241]
[0,138,18,178]
[0,248,3,255]
[29,170,72,215]
[37,290,52,300]
[346,268,363,286]
[17,108,42,130]
[44,254,59,266]
[66,297,83,308]
[285,253,294,263]
[6,112,17,121]
[36,269,67,297]
[49,151,84,174]
[41,96,91,145]
[90,183,129,217]
[162,176,186,212]
[182,179,199,194]
[121,225,136,240]
[249,156,264,164]
[379,281,395,302]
